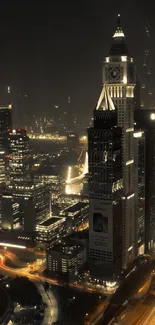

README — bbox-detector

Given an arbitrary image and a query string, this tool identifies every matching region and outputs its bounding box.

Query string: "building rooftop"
[48,243,84,257]
[61,202,88,215]
[6,181,49,194]
[40,217,64,227]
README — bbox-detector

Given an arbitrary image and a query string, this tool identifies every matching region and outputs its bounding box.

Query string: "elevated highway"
[85,256,153,325]
[98,256,152,325]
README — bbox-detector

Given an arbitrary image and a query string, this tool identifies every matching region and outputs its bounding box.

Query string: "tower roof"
[96,84,115,111]
[109,14,129,56]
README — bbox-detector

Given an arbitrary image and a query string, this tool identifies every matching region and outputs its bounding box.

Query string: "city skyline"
[0,1,155,118]
[1,6,155,325]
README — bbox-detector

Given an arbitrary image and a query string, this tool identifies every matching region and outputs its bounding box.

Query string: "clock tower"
[103,15,137,269]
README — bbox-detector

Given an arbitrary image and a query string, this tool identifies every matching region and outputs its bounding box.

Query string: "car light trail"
[0,243,26,249]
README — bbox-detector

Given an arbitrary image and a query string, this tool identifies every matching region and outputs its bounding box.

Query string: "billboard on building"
[93,212,108,233]
[89,199,113,251]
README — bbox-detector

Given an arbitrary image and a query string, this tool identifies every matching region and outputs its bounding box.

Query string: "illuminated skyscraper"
[8,129,30,183]
[95,15,137,269]
[141,21,153,108]
[88,84,123,271]
[134,131,145,255]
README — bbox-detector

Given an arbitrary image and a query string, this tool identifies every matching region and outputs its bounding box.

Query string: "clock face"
[108,66,122,81]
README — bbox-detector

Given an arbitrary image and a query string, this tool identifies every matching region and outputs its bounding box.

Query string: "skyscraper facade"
[0,104,12,153]
[8,129,30,183]
[95,15,137,269]
[134,131,145,255]
[135,109,155,251]
[141,21,153,109]
[88,85,123,271]
[0,105,12,133]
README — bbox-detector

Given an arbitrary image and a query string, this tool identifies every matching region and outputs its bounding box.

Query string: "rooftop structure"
[36,216,66,244]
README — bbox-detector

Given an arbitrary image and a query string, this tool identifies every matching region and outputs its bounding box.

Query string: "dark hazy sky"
[0,0,154,117]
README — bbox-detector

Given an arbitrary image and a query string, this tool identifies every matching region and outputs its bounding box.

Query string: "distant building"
[8,129,30,182]
[0,151,6,185]
[0,105,12,134]
[0,151,6,226]
[35,174,62,199]
[1,195,20,230]
[47,243,86,279]
[88,84,123,272]
[5,182,50,232]
[134,131,145,255]
[141,21,153,109]
[0,104,12,153]
[60,202,89,234]
[66,132,79,149]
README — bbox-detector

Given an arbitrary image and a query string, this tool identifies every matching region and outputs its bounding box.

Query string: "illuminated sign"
[150,113,155,120]
[134,132,142,138]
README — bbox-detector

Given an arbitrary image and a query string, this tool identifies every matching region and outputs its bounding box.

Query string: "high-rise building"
[88,84,123,271]
[134,131,145,255]
[141,21,153,109]
[8,129,30,182]
[0,104,12,153]
[103,15,137,268]
[135,109,155,251]
[89,15,137,269]
[0,152,6,185]
[0,105,12,133]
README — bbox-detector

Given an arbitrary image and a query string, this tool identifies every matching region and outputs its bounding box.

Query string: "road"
[0,252,97,294]
[36,283,58,325]
[98,256,153,325]
[118,293,155,325]
[3,252,58,325]
[135,305,155,325]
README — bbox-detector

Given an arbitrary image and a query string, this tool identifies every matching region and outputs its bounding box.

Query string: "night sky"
[0,0,154,118]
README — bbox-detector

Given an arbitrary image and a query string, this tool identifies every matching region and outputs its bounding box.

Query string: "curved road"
[0,254,58,325]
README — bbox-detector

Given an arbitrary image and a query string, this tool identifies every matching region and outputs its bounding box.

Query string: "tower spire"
[109,14,128,56]
[117,14,121,28]
[113,14,125,39]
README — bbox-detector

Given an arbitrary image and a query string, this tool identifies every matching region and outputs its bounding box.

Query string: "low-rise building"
[47,243,86,279]
[60,202,89,234]
[36,216,66,244]
[1,195,20,230]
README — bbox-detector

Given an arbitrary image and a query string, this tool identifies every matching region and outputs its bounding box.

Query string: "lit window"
[121,56,127,62]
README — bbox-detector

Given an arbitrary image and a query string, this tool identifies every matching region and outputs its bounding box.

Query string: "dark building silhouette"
[135,109,155,251]
[134,130,145,254]
[88,84,123,272]
[0,104,12,153]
